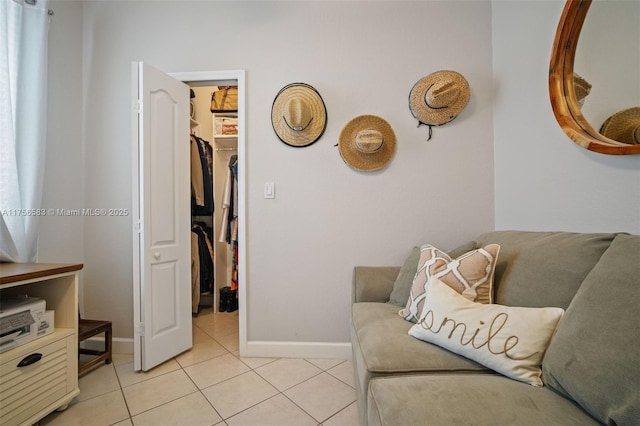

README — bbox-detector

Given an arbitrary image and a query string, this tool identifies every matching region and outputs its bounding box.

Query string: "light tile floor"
[39,309,359,426]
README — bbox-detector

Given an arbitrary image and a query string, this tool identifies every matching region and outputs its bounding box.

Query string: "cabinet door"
[132,62,192,371]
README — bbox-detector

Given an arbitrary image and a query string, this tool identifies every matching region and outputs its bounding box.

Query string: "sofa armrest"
[353,266,401,303]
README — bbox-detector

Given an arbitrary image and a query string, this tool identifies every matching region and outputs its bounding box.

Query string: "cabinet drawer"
[0,334,74,426]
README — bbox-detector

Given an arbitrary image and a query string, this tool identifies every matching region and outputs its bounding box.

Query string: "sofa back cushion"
[388,247,421,307]
[541,233,640,425]
[475,231,616,309]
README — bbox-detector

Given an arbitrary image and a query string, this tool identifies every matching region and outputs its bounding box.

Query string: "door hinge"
[136,323,145,337]
[136,99,142,114]
[135,220,143,234]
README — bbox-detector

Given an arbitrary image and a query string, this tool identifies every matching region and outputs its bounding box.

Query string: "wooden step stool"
[78,315,112,375]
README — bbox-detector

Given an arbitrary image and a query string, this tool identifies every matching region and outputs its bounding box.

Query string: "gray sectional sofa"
[350,231,640,425]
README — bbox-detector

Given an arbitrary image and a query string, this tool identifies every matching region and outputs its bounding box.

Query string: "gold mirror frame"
[549,0,640,155]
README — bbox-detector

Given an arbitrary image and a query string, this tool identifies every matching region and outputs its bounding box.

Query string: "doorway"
[132,65,246,371]
[173,70,247,358]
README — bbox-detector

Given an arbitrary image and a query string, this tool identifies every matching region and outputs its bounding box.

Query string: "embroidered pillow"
[409,277,564,386]
[399,243,500,323]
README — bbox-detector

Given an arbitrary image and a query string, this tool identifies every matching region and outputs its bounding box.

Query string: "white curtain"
[0,0,50,262]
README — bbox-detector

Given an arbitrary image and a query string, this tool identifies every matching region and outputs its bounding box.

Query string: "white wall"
[492,0,640,234]
[76,0,495,348]
[38,0,85,316]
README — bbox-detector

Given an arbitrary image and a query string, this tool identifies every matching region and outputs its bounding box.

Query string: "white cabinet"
[0,263,82,426]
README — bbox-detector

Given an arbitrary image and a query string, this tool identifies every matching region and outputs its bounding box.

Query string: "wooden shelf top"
[0,263,83,285]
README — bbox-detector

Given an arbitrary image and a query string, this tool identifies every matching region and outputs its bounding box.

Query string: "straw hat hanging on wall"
[271,83,327,147]
[338,115,396,172]
[409,70,470,140]
[599,107,640,145]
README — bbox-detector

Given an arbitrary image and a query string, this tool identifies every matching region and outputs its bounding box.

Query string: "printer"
[0,296,53,353]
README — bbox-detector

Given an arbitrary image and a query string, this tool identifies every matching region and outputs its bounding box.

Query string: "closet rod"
[215,147,237,152]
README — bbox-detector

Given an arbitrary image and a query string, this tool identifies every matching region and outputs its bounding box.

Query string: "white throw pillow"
[409,277,564,386]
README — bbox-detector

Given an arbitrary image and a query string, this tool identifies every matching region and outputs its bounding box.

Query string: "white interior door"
[132,62,192,371]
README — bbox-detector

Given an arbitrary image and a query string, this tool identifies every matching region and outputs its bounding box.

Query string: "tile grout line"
[278,369,356,425]
[112,365,134,425]
[180,351,227,424]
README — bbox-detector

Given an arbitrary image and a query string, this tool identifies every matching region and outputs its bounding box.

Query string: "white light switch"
[264,182,275,199]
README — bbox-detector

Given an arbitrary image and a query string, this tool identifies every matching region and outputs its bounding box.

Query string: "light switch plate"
[264,182,275,199]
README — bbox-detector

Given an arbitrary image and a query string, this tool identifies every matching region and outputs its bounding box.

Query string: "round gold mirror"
[549,0,640,155]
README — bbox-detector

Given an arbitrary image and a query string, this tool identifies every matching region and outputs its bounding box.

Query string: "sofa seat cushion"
[542,233,640,425]
[352,302,490,374]
[475,231,616,309]
[352,302,491,425]
[367,375,600,426]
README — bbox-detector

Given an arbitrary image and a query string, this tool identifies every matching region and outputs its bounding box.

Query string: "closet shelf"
[215,136,237,150]
[213,112,238,140]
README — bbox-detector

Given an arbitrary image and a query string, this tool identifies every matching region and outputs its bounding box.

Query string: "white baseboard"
[244,341,352,360]
[112,337,133,354]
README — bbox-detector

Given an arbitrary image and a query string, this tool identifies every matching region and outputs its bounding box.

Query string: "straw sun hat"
[599,107,640,145]
[409,70,470,140]
[338,115,396,172]
[271,83,327,147]
[573,73,592,106]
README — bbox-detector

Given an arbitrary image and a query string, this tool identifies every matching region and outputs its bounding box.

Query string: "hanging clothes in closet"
[191,135,214,215]
[230,156,238,292]
[190,133,215,314]
[191,222,214,313]
[219,155,239,292]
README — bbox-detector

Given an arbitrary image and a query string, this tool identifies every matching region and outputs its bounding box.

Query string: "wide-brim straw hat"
[599,107,640,145]
[271,83,327,147]
[338,115,396,172]
[409,70,470,126]
[573,72,591,106]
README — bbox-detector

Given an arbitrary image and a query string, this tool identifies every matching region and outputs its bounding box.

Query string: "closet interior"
[189,81,239,316]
